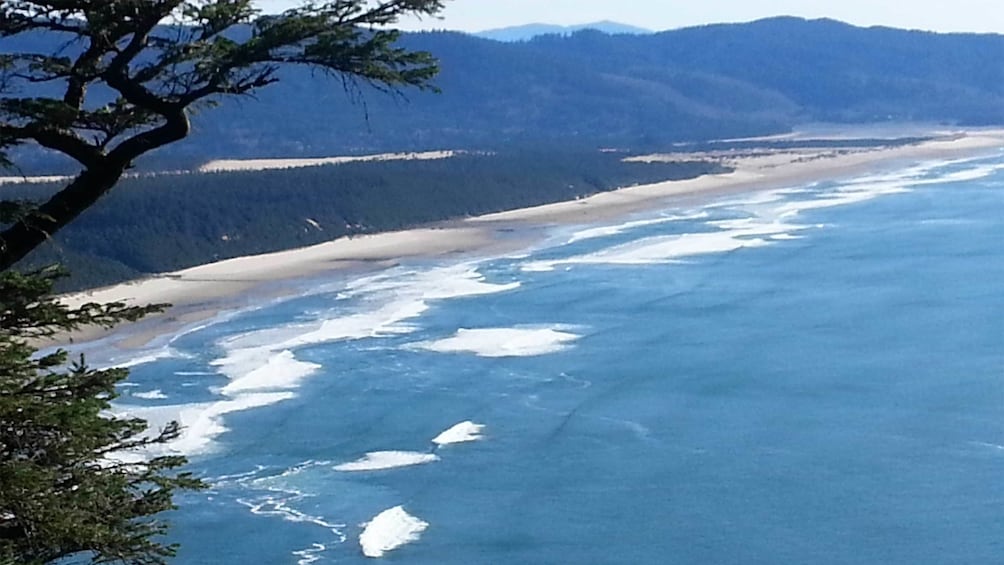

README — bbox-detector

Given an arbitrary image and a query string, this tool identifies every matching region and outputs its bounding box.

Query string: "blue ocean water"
[107,154,1004,564]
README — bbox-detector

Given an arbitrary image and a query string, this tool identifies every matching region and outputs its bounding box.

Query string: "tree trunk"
[0,165,125,271]
[0,111,190,272]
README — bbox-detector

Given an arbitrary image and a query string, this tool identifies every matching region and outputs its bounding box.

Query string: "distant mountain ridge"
[475,21,652,42]
[7,17,1004,172]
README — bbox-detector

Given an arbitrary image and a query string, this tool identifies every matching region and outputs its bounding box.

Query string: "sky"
[256,0,1004,34]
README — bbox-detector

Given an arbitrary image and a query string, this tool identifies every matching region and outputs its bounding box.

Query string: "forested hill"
[7,152,725,290]
[8,17,1004,173]
[134,17,1004,164]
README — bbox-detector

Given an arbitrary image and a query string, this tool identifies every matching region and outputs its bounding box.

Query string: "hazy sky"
[256,0,1004,34]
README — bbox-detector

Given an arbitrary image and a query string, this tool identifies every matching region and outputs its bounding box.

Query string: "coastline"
[55,129,1004,348]
[470,130,1003,224]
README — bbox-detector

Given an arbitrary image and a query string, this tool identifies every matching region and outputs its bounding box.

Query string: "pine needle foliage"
[0,267,202,565]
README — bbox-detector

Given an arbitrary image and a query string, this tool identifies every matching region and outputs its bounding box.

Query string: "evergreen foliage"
[0,267,203,565]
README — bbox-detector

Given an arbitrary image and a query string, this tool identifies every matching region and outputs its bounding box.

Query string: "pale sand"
[197,150,461,173]
[57,226,511,346]
[0,174,72,186]
[52,130,1004,346]
[61,227,499,311]
[0,150,462,185]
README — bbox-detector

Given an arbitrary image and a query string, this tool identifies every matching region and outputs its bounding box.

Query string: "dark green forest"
[3,152,725,290]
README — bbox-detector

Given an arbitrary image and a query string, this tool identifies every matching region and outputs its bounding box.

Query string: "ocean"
[95,153,1004,563]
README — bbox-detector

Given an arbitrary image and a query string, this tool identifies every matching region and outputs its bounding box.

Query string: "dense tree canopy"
[0,0,445,270]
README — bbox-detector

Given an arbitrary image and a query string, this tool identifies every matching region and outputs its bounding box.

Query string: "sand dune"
[198,150,461,173]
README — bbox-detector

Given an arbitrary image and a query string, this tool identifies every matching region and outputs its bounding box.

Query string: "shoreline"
[55,130,1004,348]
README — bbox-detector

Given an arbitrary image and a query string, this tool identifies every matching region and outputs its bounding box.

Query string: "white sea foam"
[706,187,791,208]
[206,466,268,485]
[432,421,486,445]
[175,393,297,454]
[784,157,996,211]
[522,159,1003,272]
[412,327,581,357]
[238,483,346,565]
[293,543,327,565]
[524,218,804,271]
[773,180,912,219]
[521,261,559,273]
[211,264,519,394]
[334,451,440,472]
[278,298,430,347]
[234,461,347,549]
[107,347,178,369]
[969,441,1004,452]
[218,266,518,359]
[217,350,321,395]
[116,392,295,456]
[241,493,344,531]
[566,211,709,244]
[842,158,1004,191]
[932,164,1004,184]
[185,346,322,454]
[338,264,519,302]
[359,506,429,558]
[161,264,519,456]
[132,389,168,400]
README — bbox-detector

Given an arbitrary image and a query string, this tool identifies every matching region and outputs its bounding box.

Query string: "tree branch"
[107,110,190,166]
[0,123,102,167]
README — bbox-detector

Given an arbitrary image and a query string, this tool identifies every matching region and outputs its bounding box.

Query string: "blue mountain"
[475,20,652,42]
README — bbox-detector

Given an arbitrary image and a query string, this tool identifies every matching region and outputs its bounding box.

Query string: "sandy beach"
[55,129,1004,346]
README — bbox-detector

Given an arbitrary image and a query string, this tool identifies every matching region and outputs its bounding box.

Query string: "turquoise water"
[105,154,1004,563]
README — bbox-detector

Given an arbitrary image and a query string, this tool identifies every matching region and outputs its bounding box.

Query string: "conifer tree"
[0,266,197,565]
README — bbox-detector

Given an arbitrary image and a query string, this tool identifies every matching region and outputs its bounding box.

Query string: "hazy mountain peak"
[475,21,652,42]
